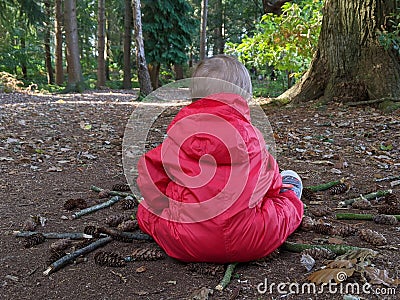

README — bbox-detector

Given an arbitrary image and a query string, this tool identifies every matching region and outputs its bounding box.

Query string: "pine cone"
[377,205,400,215]
[358,228,387,246]
[382,193,399,206]
[119,198,136,210]
[129,247,166,261]
[301,216,315,231]
[185,262,225,276]
[83,225,101,238]
[94,251,126,267]
[373,214,398,225]
[98,189,110,199]
[47,250,67,264]
[24,233,46,248]
[331,224,358,237]
[111,183,130,192]
[302,188,319,202]
[117,220,139,232]
[63,198,88,210]
[328,183,349,195]
[313,220,334,235]
[105,215,130,227]
[22,218,37,231]
[309,206,332,217]
[352,198,372,210]
[301,247,336,260]
[49,239,72,252]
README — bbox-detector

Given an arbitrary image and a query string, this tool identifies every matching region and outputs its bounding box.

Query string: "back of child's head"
[191,55,252,101]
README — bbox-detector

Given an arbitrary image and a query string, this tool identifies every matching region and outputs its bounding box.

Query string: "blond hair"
[191,55,252,101]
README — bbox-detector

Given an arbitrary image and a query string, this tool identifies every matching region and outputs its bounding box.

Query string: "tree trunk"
[64,0,85,92]
[132,0,153,96]
[55,0,64,85]
[173,64,184,80]
[262,0,291,15]
[279,0,400,103]
[123,0,133,89]
[199,0,208,60]
[148,63,160,90]
[44,0,54,84]
[20,35,27,79]
[97,0,106,88]
[213,0,224,55]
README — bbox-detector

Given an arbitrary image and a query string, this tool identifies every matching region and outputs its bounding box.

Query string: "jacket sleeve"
[137,145,171,214]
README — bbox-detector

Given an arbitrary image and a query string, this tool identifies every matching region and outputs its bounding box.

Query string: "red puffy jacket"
[136,93,303,263]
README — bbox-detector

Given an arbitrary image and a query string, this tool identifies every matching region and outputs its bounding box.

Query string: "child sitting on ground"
[136,55,304,263]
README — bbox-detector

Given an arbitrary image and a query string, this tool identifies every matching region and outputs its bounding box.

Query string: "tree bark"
[44,0,54,84]
[200,0,208,60]
[97,0,106,88]
[54,0,64,85]
[132,0,153,96]
[148,63,160,90]
[123,0,133,89]
[213,0,224,55]
[64,0,85,92]
[279,0,400,103]
[173,64,184,80]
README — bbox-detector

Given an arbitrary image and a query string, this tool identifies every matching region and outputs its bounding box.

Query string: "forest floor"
[0,90,400,300]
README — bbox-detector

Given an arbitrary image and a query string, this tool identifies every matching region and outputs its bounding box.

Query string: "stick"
[120,231,153,241]
[90,186,138,201]
[338,190,392,207]
[14,231,94,240]
[374,175,400,182]
[346,97,400,106]
[336,213,400,221]
[306,179,343,192]
[72,196,121,219]
[281,241,371,255]
[215,263,238,291]
[43,236,113,276]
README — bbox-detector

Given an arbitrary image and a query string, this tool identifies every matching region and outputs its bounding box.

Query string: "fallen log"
[281,241,373,255]
[14,231,94,239]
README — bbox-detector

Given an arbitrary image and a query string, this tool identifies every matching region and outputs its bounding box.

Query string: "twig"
[306,179,343,192]
[90,185,138,202]
[281,241,372,255]
[346,97,400,106]
[338,189,392,207]
[215,263,238,291]
[120,231,153,241]
[14,231,94,239]
[72,196,121,219]
[43,236,113,276]
[374,175,400,182]
[336,213,400,221]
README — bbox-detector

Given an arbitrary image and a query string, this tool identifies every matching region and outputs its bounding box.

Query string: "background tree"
[280,0,400,104]
[199,0,208,60]
[54,0,64,85]
[64,0,85,92]
[123,0,133,89]
[43,0,54,84]
[132,0,152,96]
[142,0,198,88]
[97,0,106,88]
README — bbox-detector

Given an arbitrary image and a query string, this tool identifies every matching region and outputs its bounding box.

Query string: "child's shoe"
[280,170,303,199]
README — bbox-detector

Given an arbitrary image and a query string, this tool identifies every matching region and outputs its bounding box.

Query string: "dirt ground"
[0,90,399,300]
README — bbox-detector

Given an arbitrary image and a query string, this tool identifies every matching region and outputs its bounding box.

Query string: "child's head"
[191,55,252,101]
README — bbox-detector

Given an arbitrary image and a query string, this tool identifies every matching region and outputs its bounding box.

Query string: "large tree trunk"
[44,0,54,84]
[148,63,160,90]
[212,0,224,55]
[97,0,106,88]
[279,0,400,103]
[199,0,208,60]
[123,0,133,89]
[55,0,64,85]
[173,64,184,80]
[132,0,153,96]
[64,0,85,92]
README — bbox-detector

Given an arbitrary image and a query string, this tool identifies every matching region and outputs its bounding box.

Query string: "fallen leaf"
[307,268,354,284]
[135,266,146,273]
[364,266,399,286]
[326,259,357,269]
[47,166,62,172]
[190,287,213,300]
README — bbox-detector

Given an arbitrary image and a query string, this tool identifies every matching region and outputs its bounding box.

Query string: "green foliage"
[142,0,198,66]
[378,6,400,56]
[227,0,323,79]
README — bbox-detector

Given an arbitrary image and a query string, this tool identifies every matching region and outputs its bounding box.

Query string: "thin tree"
[44,0,54,84]
[97,0,106,88]
[54,0,64,85]
[123,0,133,89]
[199,0,208,60]
[279,0,400,104]
[132,0,152,96]
[64,0,85,92]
